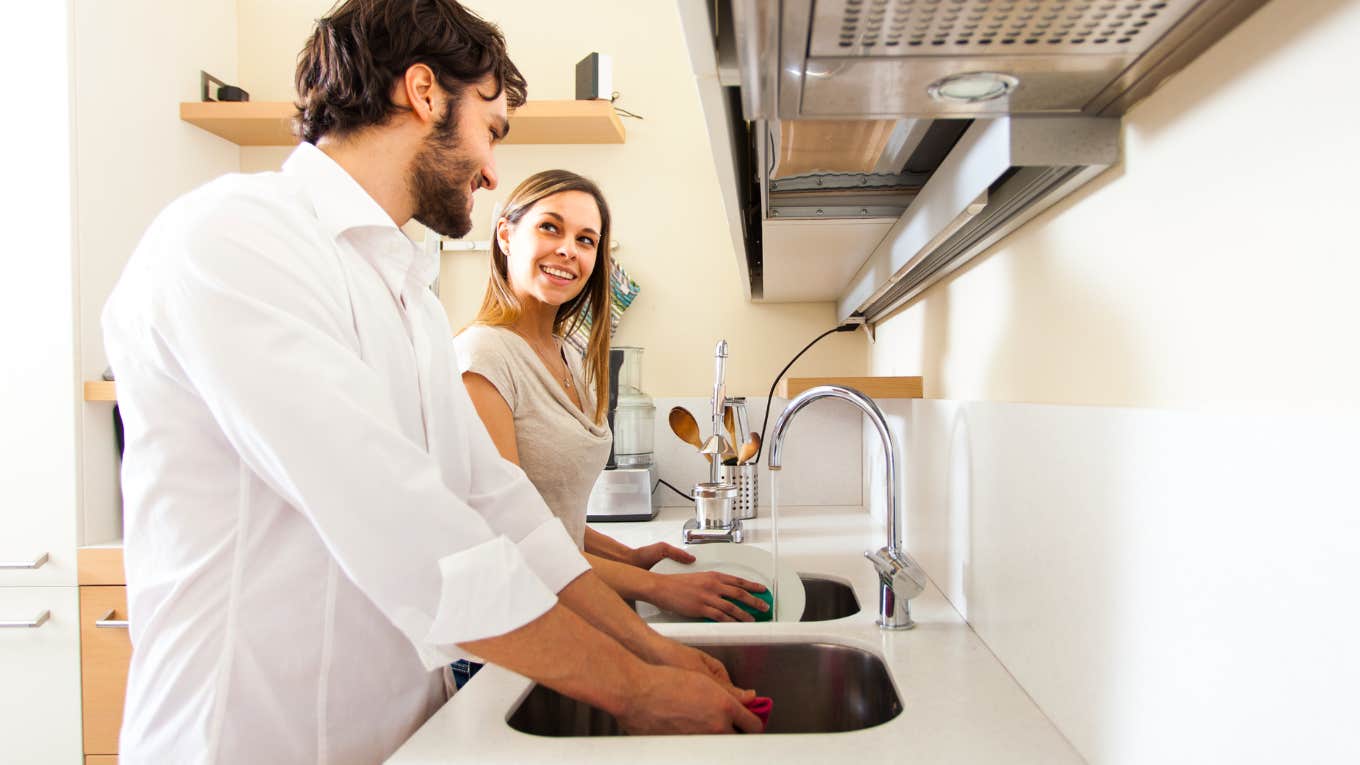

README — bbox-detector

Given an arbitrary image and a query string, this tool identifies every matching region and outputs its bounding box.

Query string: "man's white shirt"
[102,142,590,764]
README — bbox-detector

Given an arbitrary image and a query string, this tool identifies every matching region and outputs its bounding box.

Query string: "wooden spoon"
[668,407,703,450]
[738,432,761,465]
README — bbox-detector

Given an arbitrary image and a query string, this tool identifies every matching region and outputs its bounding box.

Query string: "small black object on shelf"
[574,53,612,101]
[200,70,250,102]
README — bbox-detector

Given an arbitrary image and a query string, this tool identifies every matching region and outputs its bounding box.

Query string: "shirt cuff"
[516,517,591,593]
[416,536,559,670]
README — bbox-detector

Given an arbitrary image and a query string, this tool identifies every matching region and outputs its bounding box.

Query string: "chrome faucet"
[767,385,928,629]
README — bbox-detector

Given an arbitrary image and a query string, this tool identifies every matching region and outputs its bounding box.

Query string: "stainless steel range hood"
[677,0,1267,319]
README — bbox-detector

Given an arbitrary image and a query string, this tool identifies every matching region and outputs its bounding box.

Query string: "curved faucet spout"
[767,384,928,629]
[768,385,903,553]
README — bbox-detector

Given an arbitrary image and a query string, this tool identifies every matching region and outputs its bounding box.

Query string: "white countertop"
[387,506,1082,764]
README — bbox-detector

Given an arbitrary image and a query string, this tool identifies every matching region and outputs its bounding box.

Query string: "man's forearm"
[459,596,645,717]
[554,569,663,659]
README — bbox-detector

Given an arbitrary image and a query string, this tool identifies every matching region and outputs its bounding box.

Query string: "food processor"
[586,346,660,521]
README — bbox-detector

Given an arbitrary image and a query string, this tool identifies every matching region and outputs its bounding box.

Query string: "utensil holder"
[722,463,758,520]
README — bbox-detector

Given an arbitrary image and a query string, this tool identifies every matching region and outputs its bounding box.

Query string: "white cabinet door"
[0,509,76,588]
[0,0,78,590]
[0,587,82,764]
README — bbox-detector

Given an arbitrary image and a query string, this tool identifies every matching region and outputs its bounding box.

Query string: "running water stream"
[769,471,780,621]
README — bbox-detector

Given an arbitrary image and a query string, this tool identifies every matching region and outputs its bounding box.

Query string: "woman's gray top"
[454,325,612,548]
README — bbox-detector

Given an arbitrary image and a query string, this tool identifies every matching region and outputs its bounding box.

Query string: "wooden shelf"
[84,381,116,402]
[499,100,626,144]
[776,376,924,399]
[180,99,625,146]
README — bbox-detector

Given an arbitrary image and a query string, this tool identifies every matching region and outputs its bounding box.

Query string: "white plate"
[644,543,805,623]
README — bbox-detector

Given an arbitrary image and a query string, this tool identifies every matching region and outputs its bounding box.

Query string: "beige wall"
[236,0,866,396]
[74,0,241,544]
[870,0,1360,414]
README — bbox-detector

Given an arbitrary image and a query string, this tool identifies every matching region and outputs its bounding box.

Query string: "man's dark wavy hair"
[293,0,527,144]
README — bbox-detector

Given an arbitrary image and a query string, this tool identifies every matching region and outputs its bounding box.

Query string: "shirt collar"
[283,142,438,297]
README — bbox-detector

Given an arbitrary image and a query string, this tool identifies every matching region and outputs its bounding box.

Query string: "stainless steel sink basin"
[798,576,859,622]
[506,641,902,736]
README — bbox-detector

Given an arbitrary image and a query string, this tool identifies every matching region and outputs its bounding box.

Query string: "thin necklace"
[515,330,573,390]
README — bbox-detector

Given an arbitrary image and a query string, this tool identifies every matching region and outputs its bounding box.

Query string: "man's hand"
[618,664,763,735]
[627,541,695,570]
[649,572,769,622]
[639,635,755,704]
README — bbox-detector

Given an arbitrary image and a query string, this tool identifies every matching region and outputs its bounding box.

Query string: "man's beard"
[409,116,481,238]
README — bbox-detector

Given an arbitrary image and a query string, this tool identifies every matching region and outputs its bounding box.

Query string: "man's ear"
[397,63,440,125]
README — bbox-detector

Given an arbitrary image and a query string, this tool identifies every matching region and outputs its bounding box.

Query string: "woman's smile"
[539,263,578,283]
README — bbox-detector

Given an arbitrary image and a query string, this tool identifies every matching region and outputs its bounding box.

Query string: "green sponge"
[706,588,775,623]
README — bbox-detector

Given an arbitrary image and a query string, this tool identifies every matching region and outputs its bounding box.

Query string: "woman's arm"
[462,372,520,462]
[584,526,699,569]
[462,371,768,622]
[586,552,769,623]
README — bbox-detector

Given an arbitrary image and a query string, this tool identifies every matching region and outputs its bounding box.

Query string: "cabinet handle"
[0,552,49,569]
[95,609,129,629]
[0,610,51,628]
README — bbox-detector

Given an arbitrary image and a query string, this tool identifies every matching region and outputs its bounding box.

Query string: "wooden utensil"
[671,406,718,464]
[738,432,760,465]
[668,406,703,450]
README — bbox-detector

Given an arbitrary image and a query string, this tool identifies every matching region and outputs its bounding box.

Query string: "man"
[102,1,760,761]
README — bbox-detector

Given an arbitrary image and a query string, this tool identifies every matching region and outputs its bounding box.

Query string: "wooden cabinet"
[77,547,127,762]
[79,586,129,756]
[0,587,84,764]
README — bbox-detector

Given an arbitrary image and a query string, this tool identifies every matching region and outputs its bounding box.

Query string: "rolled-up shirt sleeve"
[142,203,584,666]
[447,377,591,593]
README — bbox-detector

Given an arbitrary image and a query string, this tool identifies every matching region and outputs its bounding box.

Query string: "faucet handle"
[864,547,929,602]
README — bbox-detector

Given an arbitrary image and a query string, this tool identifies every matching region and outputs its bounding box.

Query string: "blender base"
[585,464,660,522]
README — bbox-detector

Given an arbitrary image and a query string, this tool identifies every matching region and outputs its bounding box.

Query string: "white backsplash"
[866,399,1360,764]
[646,396,863,509]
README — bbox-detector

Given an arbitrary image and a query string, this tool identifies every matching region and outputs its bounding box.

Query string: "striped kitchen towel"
[566,257,640,354]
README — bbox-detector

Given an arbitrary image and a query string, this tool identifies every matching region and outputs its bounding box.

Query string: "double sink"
[509,576,904,736]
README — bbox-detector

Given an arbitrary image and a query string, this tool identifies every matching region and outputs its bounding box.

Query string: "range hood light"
[927,72,1019,103]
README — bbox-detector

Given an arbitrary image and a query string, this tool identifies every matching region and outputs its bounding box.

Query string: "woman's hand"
[627,541,696,570]
[648,572,770,622]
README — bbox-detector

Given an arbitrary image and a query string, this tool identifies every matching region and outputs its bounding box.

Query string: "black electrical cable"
[653,478,694,502]
[753,322,863,463]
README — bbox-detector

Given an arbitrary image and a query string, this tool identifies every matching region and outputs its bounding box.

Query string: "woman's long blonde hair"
[471,169,612,425]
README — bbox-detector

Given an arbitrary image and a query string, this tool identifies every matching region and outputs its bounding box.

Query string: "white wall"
[73,0,240,544]
[235,0,866,396]
[867,1,1360,761]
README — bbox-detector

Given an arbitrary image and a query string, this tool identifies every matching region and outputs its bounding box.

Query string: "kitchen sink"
[506,641,902,736]
[798,576,859,622]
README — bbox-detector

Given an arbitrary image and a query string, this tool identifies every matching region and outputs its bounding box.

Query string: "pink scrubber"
[743,696,773,731]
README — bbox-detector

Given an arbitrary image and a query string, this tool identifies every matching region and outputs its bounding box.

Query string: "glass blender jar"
[586,346,660,521]
[611,346,654,467]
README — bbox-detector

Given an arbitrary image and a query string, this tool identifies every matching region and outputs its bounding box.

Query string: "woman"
[454,169,769,625]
